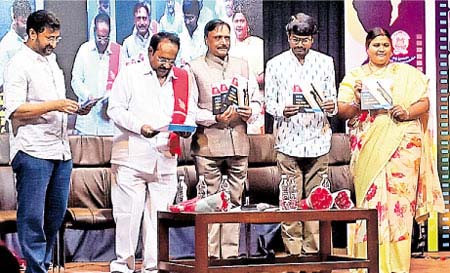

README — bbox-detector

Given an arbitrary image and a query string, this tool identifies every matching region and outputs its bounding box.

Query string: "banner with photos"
[80,0,265,135]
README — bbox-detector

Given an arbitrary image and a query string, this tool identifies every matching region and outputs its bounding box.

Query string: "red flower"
[333,190,354,209]
[410,200,417,214]
[394,201,404,217]
[359,111,368,122]
[376,201,386,222]
[397,235,406,241]
[406,136,422,149]
[307,186,334,210]
[391,149,400,159]
[366,184,377,201]
[350,135,358,150]
[391,172,405,178]
[350,135,362,151]
[299,199,310,210]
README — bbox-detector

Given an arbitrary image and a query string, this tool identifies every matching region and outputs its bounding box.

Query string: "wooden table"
[158,209,378,273]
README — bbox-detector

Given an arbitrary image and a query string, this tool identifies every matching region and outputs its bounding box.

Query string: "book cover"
[292,84,321,113]
[76,96,104,114]
[361,78,393,110]
[157,124,197,133]
[224,76,239,108]
[211,84,223,115]
[219,82,229,113]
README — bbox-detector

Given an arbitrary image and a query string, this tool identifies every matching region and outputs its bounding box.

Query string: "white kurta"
[107,62,196,273]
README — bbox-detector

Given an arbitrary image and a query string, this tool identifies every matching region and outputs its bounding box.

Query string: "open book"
[292,83,322,113]
[361,79,393,110]
[211,76,249,115]
[156,124,197,133]
[76,95,108,114]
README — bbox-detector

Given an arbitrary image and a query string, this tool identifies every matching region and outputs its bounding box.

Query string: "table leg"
[366,211,379,273]
[195,216,209,273]
[319,220,332,273]
[158,218,169,273]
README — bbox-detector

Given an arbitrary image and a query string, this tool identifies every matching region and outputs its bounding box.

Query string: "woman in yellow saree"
[337,27,445,273]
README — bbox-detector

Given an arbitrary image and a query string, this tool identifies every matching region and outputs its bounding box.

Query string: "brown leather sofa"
[0,134,16,235]
[0,132,352,261]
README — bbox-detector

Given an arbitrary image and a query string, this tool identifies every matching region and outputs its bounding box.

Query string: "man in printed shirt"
[189,18,263,258]
[72,12,122,135]
[265,13,337,256]
[4,10,89,273]
[107,32,196,273]
[122,2,158,65]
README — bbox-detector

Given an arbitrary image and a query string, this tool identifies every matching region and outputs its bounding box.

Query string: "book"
[156,123,197,133]
[211,82,229,115]
[212,76,249,115]
[76,96,104,114]
[361,78,393,110]
[292,84,321,113]
[310,83,324,106]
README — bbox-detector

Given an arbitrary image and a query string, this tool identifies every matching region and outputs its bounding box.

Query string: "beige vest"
[190,53,250,157]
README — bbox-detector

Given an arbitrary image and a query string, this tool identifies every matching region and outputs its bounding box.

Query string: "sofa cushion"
[329,165,354,194]
[69,167,112,209]
[69,136,112,166]
[0,166,17,234]
[0,166,16,210]
[65,208,114,230]
[247,166,280,205]
[248,134,276,165]
[0,134,9,164]
[329,133,351,165]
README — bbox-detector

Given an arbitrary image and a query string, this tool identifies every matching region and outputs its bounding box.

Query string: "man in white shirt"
[0,0,32,133]
[4,10,89,273]
[265,13,337,256]
[159,0,183,34]
[178,0,206,66]
[108,32,196,273]
[122,2,158,65]
[72,12,122,135]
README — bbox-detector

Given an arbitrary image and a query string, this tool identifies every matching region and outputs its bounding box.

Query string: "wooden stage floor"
[52,252,450,273]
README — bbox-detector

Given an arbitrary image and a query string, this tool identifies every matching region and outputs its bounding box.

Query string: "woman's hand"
[353,80,362,104]
[389,105,410,122]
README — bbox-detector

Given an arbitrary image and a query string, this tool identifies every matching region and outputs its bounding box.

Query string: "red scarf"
[169,67,189,156]
[106,42,121,91]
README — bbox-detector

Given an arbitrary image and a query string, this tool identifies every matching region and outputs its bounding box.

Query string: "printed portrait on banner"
[0,0,43,134]
[79,0,265,135]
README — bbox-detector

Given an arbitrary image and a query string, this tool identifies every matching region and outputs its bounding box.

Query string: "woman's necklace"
[368,61,390,74]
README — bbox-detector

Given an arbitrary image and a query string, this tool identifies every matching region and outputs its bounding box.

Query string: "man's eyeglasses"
[47,36,62,44]
[157,56,176,65]
[96,35,110,42]
[290,36,312,45]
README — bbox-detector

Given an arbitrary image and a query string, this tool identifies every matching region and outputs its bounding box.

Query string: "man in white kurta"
[108,32,196,273]
[71,13,122,135]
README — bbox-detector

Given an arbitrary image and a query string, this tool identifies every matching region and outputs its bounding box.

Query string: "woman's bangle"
[405,109,411,120]
[350,100,360,109]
